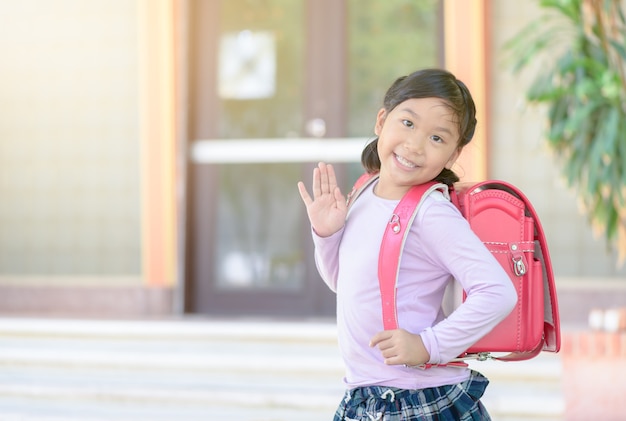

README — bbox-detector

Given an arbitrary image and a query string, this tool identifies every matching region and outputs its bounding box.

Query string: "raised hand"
[297,162,347,237]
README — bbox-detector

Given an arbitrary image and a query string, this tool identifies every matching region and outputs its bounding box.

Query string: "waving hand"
[297,162,347,237]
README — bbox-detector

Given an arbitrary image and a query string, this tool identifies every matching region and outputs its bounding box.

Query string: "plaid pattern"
[333,370,491,421]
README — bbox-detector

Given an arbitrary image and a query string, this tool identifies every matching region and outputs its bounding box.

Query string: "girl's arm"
[418,201,517,364]
[311,228,343,292]
[298,162,347,292]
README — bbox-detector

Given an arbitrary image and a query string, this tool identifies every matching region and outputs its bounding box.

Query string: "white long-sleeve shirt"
[313,180,517,390]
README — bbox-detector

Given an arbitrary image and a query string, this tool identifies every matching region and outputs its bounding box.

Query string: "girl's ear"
[374,108,387,136]
[445,147,461,170]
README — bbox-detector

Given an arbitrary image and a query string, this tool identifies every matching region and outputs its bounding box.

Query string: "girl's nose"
[404,135,425,154]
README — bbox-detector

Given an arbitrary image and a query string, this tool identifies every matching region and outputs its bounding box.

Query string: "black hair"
[361,68,477,187]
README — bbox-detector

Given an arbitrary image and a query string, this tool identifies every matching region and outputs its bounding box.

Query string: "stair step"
[0,317,564,420]
[0,317,338,342]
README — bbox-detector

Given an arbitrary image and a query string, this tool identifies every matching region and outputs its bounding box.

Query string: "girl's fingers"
[326,163,338,191]
[312,167,321,198]
[334,186,347,209]
[369,330,393,348]
[297,181,312,206]
[313,162,336,197]
[303,162,341,203]
[318,162,329,194]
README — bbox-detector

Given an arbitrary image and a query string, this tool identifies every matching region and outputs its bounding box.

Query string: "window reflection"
[216,164,304,291]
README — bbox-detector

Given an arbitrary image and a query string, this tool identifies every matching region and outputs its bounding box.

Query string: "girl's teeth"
[396,154,416,168]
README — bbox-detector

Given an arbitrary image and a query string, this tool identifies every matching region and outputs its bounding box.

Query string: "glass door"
[186,0,442,317]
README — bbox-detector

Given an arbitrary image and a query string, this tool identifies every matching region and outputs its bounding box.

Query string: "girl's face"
[374,97,461,199]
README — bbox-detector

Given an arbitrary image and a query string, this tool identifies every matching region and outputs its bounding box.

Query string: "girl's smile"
[394,153,419,169]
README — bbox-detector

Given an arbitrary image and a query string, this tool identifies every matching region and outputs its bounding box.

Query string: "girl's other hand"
[297,162,347,237]
[369,329,430,367]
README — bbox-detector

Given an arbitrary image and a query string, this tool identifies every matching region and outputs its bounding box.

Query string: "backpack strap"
[378,181,443,330]
[378,182,469,370]
[346,172,379,208]
[348,174,443,329]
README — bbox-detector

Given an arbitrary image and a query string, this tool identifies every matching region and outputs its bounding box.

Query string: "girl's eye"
[430,135,443,143]
[402,119,413,128]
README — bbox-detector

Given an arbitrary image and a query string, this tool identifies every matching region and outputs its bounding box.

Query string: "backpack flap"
[453,181,561,356]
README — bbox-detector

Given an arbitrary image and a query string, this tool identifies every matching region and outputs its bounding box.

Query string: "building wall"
[0,0,178,316]
[0,0,142,282]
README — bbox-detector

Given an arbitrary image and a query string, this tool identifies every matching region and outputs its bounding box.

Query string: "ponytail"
[435,168,460,187]
[361,139,380,174]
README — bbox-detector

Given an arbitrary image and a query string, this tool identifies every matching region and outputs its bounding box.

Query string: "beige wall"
[489,1,626,278]
[0,1,142,283]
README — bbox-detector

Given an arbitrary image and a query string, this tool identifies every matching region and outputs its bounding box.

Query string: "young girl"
[297,68,517,420]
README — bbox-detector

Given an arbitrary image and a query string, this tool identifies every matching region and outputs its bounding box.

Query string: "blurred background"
[0,1,625,420]
[1,0,624,320]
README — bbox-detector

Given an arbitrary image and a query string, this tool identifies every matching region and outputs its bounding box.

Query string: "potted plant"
[506,0,626,263]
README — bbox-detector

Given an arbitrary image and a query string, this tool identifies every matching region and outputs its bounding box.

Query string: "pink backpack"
[348,173,561,366]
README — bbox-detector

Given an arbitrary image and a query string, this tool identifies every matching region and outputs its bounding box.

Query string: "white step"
[0,317,564,420]
[469,355,564,420]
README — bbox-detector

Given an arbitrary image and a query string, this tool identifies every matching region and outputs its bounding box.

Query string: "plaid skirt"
[333,370,491,421]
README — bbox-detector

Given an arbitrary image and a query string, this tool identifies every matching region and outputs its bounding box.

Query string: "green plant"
[506,0,626,263]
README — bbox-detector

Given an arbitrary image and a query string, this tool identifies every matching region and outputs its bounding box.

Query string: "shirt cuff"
[420,327,441,365]
[311,225,344,243]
